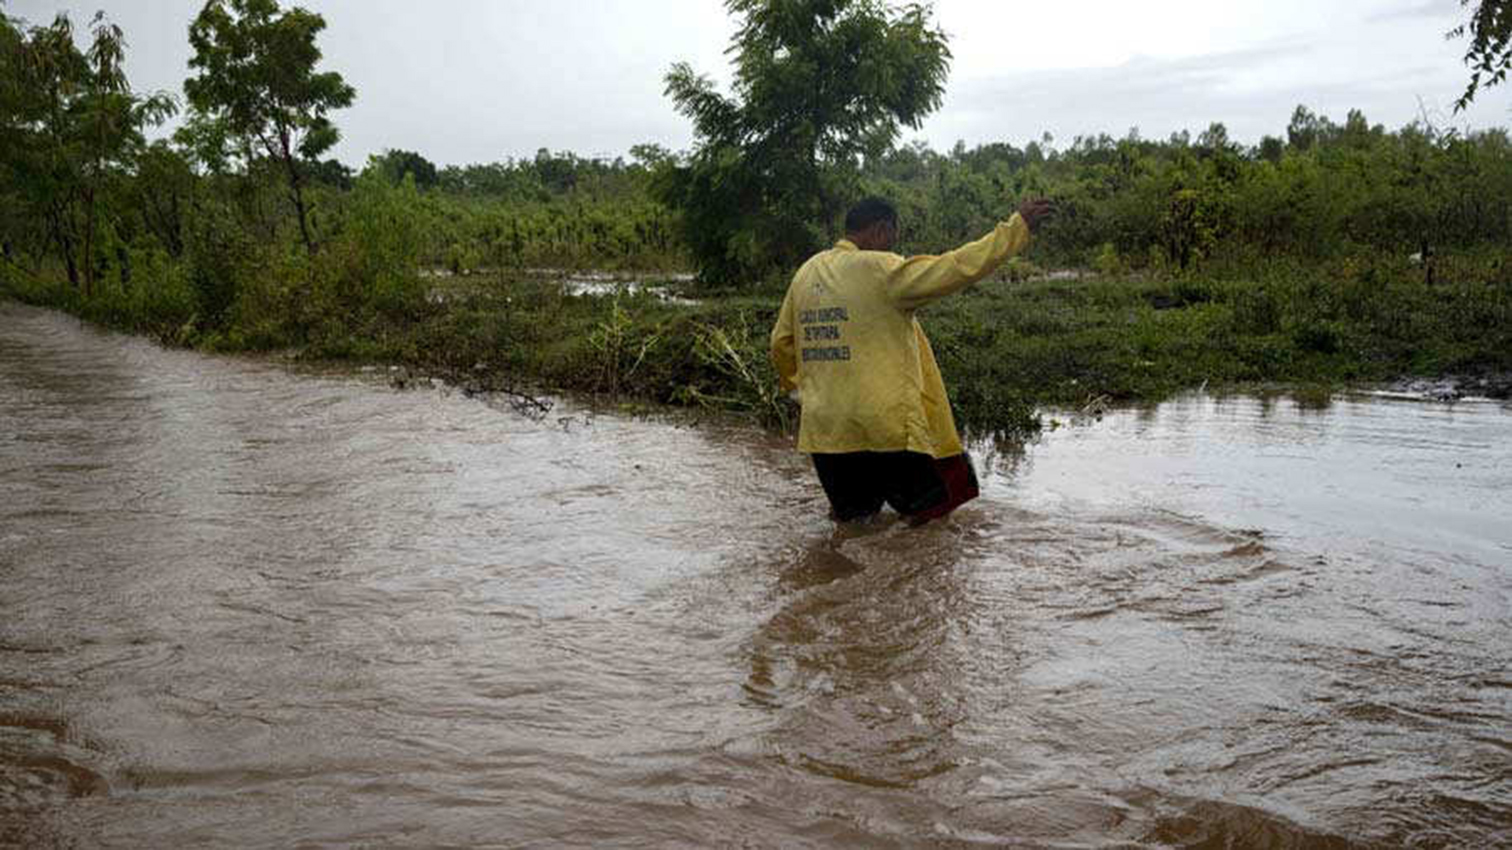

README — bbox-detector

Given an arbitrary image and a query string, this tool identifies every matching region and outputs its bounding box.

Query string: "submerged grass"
[5,248,1509,438]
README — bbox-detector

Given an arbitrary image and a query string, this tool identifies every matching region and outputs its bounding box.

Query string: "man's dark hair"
[845,197,898,233]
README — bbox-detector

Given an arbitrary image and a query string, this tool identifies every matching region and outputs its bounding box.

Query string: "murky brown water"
[2,299,1508,848]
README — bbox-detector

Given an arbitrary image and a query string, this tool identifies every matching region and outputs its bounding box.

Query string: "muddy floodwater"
[1,300,1508,848]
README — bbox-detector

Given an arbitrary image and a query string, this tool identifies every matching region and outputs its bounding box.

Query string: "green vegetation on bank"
[8,228,1508,439]
[2,0,1510,439]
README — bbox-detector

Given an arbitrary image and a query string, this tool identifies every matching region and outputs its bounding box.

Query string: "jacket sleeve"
[771,286,799,392]
[885,214,1032,310]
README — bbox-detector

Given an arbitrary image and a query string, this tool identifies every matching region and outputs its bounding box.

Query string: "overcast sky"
[8,0,1508,167]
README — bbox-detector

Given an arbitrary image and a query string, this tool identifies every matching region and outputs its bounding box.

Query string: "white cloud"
[920,0,1509,149]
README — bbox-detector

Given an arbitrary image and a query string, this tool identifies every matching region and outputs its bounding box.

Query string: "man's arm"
[886,199,1055,311]
[770,286,799,392]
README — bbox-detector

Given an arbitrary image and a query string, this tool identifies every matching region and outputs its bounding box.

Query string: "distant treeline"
[866,110,1512,273]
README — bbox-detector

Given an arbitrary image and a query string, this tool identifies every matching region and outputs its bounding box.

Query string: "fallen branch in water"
[398,362,555,419]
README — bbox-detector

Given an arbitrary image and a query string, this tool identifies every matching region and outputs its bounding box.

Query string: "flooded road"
[2,300,1508,848]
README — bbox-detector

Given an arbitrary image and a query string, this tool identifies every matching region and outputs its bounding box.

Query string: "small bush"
[184,202,260,328]
[1092,242,1122,275]
[1291,320,1342,354]
[1229,284,1283,335]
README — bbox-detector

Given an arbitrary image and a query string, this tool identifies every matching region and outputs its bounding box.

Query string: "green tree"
[628,142,676,170]
[171,108,236,174]
[368,148,437,190]
[1257,135,1284,163]
[304,156,353,189]
[531,148,581,194]
[661,0,951,285]
[74,14,177,294]
[1,10,174,293]
[184,0,355,254]
[1450,0,1510,111]
[1286,105,1323,150]
[0,10,28,266]
[134,140,195,257]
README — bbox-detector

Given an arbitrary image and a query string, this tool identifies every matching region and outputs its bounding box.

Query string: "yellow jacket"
[771,214,1031,457]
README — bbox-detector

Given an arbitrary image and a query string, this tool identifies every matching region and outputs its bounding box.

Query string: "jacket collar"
[835,239,858,251]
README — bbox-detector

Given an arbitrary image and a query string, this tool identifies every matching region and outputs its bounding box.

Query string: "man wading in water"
[771,196,1055,525]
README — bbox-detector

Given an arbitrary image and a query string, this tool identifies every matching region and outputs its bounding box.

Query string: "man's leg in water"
[811,452,887,521]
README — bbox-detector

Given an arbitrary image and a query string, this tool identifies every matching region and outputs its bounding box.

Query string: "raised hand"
[1017,198,1057,232]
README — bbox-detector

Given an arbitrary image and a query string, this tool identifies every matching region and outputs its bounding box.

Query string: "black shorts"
[811,450,979,523]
